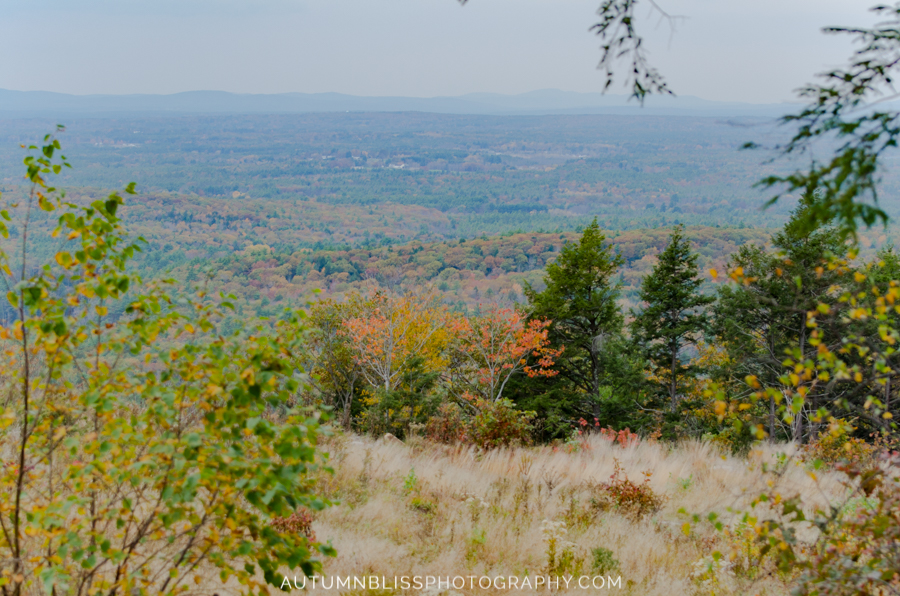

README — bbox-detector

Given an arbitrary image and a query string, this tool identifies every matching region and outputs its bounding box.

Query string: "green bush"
[591,547,620,575]
[468,398,536,449]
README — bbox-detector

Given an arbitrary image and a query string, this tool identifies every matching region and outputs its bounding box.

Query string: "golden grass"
[277,434,848,596]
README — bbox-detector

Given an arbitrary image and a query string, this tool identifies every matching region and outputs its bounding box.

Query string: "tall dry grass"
[276,434,849,596]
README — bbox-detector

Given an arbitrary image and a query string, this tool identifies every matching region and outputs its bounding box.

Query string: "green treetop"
[525,218,624,418]
[631,225,713,409]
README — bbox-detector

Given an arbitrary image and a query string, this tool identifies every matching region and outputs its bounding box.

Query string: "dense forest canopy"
[0,112,830,231]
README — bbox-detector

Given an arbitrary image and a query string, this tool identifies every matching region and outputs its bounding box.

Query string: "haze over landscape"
[0,0,875,102]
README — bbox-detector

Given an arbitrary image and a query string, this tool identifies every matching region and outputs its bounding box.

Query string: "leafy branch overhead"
[755,3,900,238]
[457,0,673,101]
[589,0,673,101]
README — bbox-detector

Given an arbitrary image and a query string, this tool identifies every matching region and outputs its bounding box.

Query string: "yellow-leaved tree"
[0,129,333,596]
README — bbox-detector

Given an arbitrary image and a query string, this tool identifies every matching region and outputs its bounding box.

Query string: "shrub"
[426,402,468,443]
[594,458,663,519]
[591,547,620,575]
[425,398,535,449]
[542,520,585,578]
[751,461,900,596]
[271,508,317,542]
[598,426,640,447]
[801,423,876,468]
[468,398,536,449]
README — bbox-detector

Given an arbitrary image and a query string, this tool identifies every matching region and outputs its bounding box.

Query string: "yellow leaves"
[206,384,223,396]
[76,284,96,299]
[854,271,866,283]
[95,305,108,317]
[884,412,893,419]
[66,230,81,240]
[185,323,195,334]
[55,252,74,268]
[849,307,869,320]
[682,522,691,536]
[714,400,727,419]
[709,268,718,280]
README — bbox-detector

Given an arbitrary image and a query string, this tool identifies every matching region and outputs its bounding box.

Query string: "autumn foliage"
[340,290,448,392]
[447,304,561,402]
[306,292,551,445]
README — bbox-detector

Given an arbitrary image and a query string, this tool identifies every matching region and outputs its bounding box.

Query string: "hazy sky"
[0,0,881,103]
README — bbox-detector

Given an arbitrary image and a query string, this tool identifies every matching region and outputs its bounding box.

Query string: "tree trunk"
[591,350,601,420]
[669,343,678,410]
[797,318,807,444]
[793,412,804,444]
[769,395,775,444]
[342,383,354,431]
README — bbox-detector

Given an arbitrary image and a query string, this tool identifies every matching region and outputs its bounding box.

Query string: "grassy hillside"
[299,435,843,596]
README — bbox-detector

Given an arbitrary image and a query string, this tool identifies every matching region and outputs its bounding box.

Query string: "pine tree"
[524,218,624,418]
[713,199,844,442]
[631,225,713,409]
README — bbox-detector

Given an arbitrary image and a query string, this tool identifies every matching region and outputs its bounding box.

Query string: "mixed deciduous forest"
[1,113,896,323]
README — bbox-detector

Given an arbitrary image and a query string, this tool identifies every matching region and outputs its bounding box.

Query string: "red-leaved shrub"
[270,508,316,542]
[594,458,662,519]
[598,426,640,447]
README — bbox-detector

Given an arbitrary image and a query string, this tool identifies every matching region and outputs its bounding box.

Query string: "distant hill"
[0,88,793,118]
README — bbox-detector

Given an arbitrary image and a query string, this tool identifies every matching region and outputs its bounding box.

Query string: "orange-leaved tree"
[340,289,448,393]
[447,304,561,403]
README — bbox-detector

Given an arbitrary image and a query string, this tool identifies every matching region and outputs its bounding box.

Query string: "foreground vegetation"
[306,434,852,596]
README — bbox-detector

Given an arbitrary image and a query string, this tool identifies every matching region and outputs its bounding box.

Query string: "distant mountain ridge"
[0,88,794,118]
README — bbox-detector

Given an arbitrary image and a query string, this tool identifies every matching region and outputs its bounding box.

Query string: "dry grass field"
[283,434,848,596]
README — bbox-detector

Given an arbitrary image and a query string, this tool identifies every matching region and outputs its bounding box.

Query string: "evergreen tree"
[713,199,844,442]
[631,225,713,409]
[524,218,625,418]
